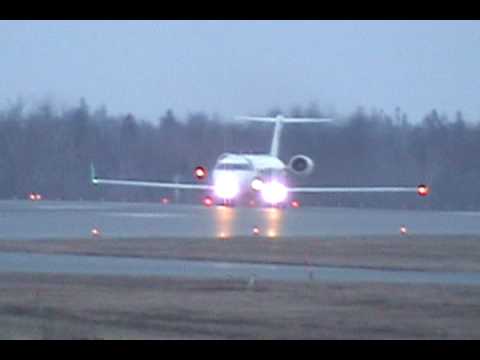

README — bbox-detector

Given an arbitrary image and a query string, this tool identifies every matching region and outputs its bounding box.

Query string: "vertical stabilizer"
[235,115,332,159]
[270,115,284,158]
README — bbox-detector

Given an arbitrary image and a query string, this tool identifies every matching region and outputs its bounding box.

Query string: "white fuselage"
[211,153,288,203]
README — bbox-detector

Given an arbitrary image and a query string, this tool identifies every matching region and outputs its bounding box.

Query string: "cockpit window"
[216,163,252,171]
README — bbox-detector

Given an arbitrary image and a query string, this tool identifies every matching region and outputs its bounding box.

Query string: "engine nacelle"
[288,155,315,176]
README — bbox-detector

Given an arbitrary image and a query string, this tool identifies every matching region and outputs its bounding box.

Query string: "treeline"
[0,99,479,210]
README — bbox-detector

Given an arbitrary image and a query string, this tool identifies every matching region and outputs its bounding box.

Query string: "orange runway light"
[29,193,36,201]
[203,196,213,207]
[291,200,300,208]
[161,197,169,205]
[267,229,276,238]
[194,166,207,180]
[35,194,42,201]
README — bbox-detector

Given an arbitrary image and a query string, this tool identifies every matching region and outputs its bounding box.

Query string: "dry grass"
[1,272,480,339]
[2,235,480,339]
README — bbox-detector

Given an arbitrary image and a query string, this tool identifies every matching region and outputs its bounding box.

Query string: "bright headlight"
[261,181,288,204]
[214,173,240,199]
[250,178,264,192]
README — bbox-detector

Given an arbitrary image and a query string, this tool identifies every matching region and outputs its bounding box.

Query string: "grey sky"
[1,20,480,122]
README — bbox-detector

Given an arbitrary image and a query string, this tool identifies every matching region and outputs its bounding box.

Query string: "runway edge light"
[291,200,300,208]
[203,196,213,207]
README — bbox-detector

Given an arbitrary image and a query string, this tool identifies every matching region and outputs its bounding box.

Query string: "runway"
[1,200,480,286]
[0,200,480,240]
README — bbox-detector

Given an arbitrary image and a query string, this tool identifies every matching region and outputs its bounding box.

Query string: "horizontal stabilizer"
[235,114,332,157]
[235,116,332,123]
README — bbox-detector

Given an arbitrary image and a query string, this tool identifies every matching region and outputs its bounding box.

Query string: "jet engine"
[288,155,314,176]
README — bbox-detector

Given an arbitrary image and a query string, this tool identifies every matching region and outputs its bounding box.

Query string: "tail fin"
[235,115,332,158]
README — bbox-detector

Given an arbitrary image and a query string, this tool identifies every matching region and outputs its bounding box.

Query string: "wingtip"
[90,163,98,184]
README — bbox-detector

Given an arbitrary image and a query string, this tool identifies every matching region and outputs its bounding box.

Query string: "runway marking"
[35,205,104,210]
[447,211,480,216]
[105,213,189,219]
[212,262,278,270]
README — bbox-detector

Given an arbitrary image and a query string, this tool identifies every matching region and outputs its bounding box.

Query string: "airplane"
[90,114,430,207]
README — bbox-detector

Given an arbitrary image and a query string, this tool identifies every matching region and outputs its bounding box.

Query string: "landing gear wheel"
[216,199,236,208]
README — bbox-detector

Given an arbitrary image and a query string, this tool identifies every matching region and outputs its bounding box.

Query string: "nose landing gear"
[216,199,236,208]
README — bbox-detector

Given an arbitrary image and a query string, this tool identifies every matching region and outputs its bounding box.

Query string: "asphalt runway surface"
[2,200,480,339]
[1,200,480,240]
[1,200,480,284]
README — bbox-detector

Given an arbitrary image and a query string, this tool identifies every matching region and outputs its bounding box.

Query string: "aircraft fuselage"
[210,153,289,204]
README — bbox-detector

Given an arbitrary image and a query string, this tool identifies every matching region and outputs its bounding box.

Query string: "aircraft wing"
[90,164,212,190]
[288,186,422,194]
[92,178,212,190]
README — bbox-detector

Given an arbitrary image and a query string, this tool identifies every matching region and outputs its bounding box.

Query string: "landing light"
[214,173,239,199]
[250,178,264,192]
[252,226,260,236]
[261,181,288,204]
[400,226,408,235]
[291,200,300,208]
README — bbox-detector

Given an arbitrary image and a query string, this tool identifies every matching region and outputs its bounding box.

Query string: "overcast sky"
[1,20,480,122]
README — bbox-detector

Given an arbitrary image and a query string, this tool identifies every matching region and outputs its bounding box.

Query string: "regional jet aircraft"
[90,115,429,207]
